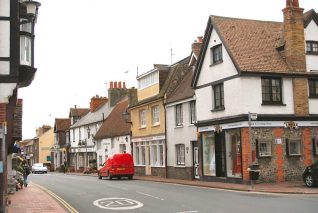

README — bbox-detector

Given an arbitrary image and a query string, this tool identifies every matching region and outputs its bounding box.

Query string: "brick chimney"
[191,36,203,57]
[90,95,108,112]
[283,0,309,116]
[108,81,128,107]
[282,0,306,72]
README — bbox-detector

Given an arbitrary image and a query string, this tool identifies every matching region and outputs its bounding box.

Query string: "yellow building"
[38,128,54,167]
[130,60,190,177]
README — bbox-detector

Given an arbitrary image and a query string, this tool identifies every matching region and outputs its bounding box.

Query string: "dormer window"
[210,44,223,65]
[306,41,318,55]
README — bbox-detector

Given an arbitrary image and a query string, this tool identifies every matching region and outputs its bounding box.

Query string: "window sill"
[150,165,165,168]
[188,123,195,127]
[209,60,223,67]
[152,123,160,127]
[306,52,318,55]
[258,155,272,158]
[175,125,183,128]
[261,102,286,106]
[211,107,225,112]
[309,95,318,99]
[174,165,186,168]
[139,126,146,130]
[287,154,302,157]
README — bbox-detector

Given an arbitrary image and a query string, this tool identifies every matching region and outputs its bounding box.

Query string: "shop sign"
[132,135,165,142]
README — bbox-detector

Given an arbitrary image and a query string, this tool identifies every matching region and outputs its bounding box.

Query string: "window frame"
[175,104,183,126]
[151,105,160,126]
[176,144,185,166]
[256,139,272,157]
[139,109,146,128]
[213,83,224,110]
[210,44,223,65]
[286,138,302,157]
[306,41,318,55]
[261,77,283,105]
[189,101,196,124]
[309,79,318,98]
[20,35,32,66]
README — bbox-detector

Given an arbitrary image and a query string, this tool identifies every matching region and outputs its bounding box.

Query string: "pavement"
[6,173,318,213]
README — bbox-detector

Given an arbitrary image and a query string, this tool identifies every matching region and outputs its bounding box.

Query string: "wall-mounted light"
[122,108,132,124]
[20,0,41,23]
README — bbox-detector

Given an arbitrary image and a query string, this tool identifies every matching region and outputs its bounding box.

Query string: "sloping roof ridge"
[210,15,282,24]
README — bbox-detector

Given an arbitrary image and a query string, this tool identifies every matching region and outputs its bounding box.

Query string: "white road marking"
[93,198,143,210]
[136,191,165,200]
[177,211,199,213]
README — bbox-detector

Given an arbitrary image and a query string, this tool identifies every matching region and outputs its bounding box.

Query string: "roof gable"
[304,9,318,27]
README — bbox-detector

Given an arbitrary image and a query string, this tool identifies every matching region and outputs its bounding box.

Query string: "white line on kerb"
[136,191,164,200]
[177,211,199,213]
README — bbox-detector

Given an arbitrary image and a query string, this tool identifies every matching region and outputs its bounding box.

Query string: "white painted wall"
[309,99,318,114]
[305,20,318,72]
[195,77,295,121]
[0,21,10,58]
[0,0,10,17]
[0,83,17,103]
[197,28,238,86]
[166,98,197,167]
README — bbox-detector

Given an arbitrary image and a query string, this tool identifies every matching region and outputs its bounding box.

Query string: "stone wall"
[167,166,193,180]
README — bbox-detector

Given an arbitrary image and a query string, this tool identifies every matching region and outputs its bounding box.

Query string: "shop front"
[132,135,166,177]
[200,127,242,182]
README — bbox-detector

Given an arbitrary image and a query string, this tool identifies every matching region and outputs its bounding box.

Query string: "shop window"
[313,138,318,156]
[286,139,302,156]
[134,142,145,166]
[150,141,164,167]
[176,144,185,166]
[202,132,216,176]
[225,129,242,178]
[257,140,272,157]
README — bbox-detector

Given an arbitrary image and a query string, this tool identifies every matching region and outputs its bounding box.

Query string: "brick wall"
[241,128,250,182]
[0,103,6,124]
[293,78,309,116]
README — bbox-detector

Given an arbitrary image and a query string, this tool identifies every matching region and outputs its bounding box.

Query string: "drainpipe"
[164,101,168,179]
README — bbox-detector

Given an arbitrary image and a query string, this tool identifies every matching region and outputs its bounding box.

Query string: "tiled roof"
[70,102,114,128]
[303,9,318,27]
[94,98,130,139]
[69,108,89,118]
[166,70,195,104]
[211,16,290,73]
[55,118,71,132]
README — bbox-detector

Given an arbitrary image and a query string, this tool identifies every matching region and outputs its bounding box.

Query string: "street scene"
[1,0,318,212]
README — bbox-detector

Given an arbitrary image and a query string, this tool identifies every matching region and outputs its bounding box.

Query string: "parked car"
[302,161,318,187]
[98,153,134,180]
[32,163,48,174]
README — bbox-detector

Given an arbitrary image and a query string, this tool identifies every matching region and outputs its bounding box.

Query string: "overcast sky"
[18,0,315,139]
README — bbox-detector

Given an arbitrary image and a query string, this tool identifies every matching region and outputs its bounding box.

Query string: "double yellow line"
[32,182,79,213]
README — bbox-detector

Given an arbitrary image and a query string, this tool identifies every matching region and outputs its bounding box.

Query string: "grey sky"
[18,0,315,139]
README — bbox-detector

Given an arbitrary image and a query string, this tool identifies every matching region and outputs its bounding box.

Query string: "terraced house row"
[46,1,318,184]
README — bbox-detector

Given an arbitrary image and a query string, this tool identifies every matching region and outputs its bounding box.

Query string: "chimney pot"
[114,82,117,89]
[123,82,126,89]
[197,36,203,43]
[118,81,122,89]
[110,81,113,89]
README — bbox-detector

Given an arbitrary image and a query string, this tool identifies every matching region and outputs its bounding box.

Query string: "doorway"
[215,132,226,177]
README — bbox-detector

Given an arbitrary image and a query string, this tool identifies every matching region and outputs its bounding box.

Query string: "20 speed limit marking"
[93,198,143,210]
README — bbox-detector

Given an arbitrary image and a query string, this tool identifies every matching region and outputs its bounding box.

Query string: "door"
[145,143,151,175]
[215,132,226,177]
[193,145,200,179]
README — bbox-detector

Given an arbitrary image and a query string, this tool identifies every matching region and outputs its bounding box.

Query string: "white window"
[287,139,302,156]
[20,36,31,66]
[257,140,272,157]
[119,144,126,153]
[150,141,164,167]
[134,142,145,166]
[189,101,196,124]
[176,144,185,166]
[176,104,183,126]
[111,138,115,149]
[152,105,160,125]
[138,71,159,89]
[139,109,146,128]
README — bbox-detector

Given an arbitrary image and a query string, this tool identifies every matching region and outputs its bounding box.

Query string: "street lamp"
[20,0,41,23]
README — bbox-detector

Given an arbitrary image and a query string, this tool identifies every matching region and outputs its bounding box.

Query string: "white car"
[31,163,48,174]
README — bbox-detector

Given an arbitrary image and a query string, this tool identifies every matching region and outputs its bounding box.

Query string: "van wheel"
[118,177,121,180]
[107,171,112,180]
[98,175,102,179]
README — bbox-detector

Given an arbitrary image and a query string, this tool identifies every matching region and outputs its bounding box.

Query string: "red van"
[98,153,134,180]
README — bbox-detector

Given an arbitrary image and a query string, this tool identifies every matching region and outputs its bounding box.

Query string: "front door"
[215,132,226,177]
[192,141,199,179]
